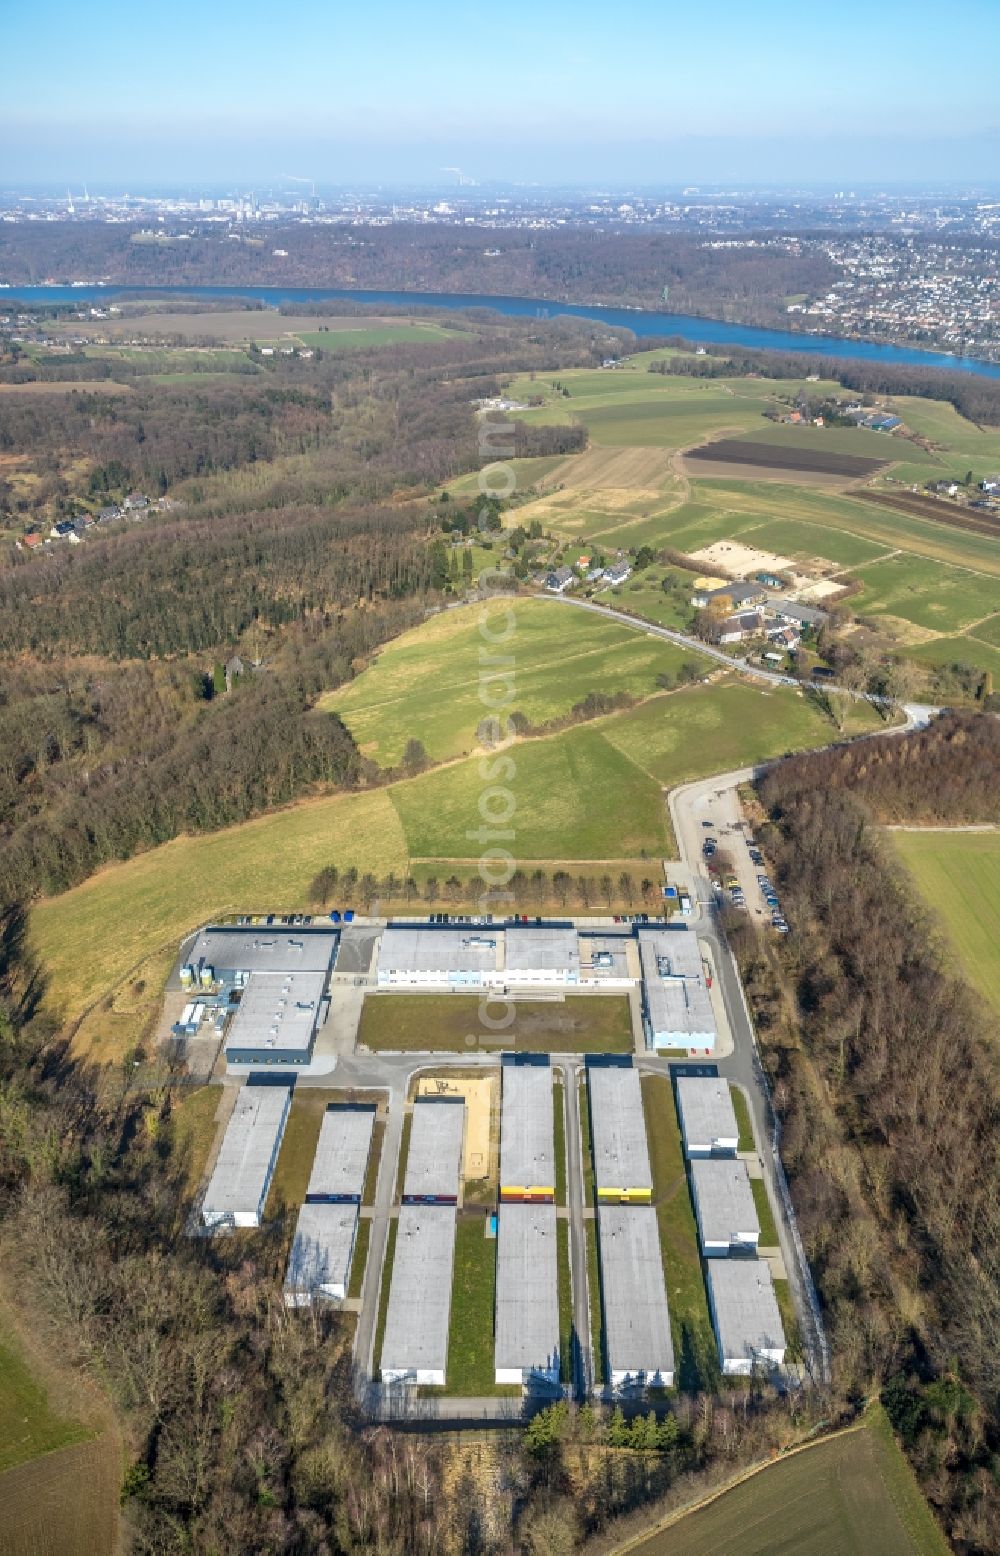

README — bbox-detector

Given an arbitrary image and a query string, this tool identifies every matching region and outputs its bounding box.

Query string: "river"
[7,283,1000,380]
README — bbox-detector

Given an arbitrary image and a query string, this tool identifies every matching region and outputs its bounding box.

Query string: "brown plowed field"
[857,488,1000,537]
[684,438,887,479]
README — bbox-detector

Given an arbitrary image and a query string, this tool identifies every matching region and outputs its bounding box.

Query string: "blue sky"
[4,0,999,186]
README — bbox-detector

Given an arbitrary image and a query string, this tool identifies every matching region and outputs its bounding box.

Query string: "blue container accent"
[343,909,355,922]
[330,910,341,922]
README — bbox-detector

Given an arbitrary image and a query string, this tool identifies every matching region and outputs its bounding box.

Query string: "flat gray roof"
[706,1259,786,1365]
[500,1062,554,1192]
[587,1065,652,1196]
[578,934,631,980]
[203,1083,291,1217]
[381,1206,456,1377]
[404,1099,465,1200]
[495,1203,559,1375]
[378,926,501,976]
[638,930,717,1044]
[284,1203,359,1299]
[306,1105,375,1200]
[597,1206,674,1380]
[223,969,326,1058]
[690,1159,760,1246]
[505,926,579,974]
[189,927,338,977]
[676,1077,739,1153]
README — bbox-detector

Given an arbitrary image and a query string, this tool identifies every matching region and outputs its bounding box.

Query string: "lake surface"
[7,282,1000,380]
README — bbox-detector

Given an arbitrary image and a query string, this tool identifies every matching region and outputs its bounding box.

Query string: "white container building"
[638,929,716,1051]
[499,1058,554,1201]
[380,1206,456,1386]
[597,1205,674,1389]
[690,1159,760,1256]
[494,1203,560,1387]
[376,926,500,989]
[675,1076,740,1158]
[705,1259,786,1375]
[403,1098,465,1203]
[202,1081,292,1228]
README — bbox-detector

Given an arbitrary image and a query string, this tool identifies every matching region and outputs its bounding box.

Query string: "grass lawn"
[348,1219,371,1301]
[391,720,669,860]
[553,1080,567,1205]
[442,1215,514,1396]
[394,1112,413,1200]
[358,994,634,1054]
[30,787,408,1021]
[373,1220,397,1373]
[585,1218,604,1385]
[730,1085,755,1153]
[168,1085,223,1198]
[773,1278,803,1363]
[295,322,461,351]
[627,1406,949,1556]
[265,1088,358,1219]
[323,597,705,766]
[852,554,1000,633]
[579,1081,596,1208]
[0,1329,91,1473]
[970,612,1000,647]
[905,633,1000,681]
[641,1075,717,1390]
[892,830,1000,1019]
[751,1177,780,1247]
[601,679,887,789]
[557,1219,573,1385]
[363,1120,384,1205]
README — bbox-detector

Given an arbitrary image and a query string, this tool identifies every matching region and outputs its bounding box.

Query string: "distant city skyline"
[4,0,999,186]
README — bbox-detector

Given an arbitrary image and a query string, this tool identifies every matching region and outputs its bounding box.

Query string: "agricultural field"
[293,321,461,351]
[684,434,887,480]
[358,994,634,1054]
[851,554,999,634]
[323,597,706,765]
[0,1305,120,1556]
[600,680,889,788]
[892,830,1000,1019]
[626,1408,949,1556]
[30,671,879,1035]
[905,633,1000,679]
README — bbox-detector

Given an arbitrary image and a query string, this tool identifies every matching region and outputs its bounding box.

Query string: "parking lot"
[692,797,788,935]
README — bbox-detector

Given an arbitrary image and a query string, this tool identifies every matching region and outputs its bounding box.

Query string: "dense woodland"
[0,221,838,326]
[0,317,596,909]
[731,713,1000,1554]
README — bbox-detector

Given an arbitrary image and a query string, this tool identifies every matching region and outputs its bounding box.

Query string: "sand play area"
[416,1073,496,1184]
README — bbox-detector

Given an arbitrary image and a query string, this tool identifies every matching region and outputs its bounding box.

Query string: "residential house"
[768,599,827,632]
[691,581,766,611]
[719,611,766,645]
[21,532,44,551]
[545,566,575,594]
[97,504,122,523]
[605,559,632,585]
[123,493,149,513]
[767,624,800,651]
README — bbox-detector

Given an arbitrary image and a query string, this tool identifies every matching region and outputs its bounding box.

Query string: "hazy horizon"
[4,0,998,187]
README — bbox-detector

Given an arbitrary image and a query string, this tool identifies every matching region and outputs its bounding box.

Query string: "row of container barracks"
[203,1058,785,1391]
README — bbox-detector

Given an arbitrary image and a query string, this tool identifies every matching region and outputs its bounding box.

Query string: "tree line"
[729,715,1000,1552]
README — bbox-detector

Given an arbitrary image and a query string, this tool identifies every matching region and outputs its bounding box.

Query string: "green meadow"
[893,830,1000,1020]
[852,554,999,633]
[323,597,706,764]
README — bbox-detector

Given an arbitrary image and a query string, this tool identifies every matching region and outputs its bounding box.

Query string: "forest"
[0,221,839,325]
[730,713,1000,1554]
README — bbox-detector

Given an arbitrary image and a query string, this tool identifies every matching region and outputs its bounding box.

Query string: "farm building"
[690,1159,760,1255]
[586,1061,652,1203]
[499,1056,554,1201]
[494,1203,560,1387]
[376,926,500,988]
[504,926,580,986]
[675,1077,740,1158]
[705,1259,786,1375]
[380,1206,456,1386]
[202,1080,292,1229]
[638,930,717,1051]
[283,1205,360,1306]
[223,969,328,1067]
[403,1098,465,1203]
[304,1104,376,1202]
[596,1206,674,1389]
